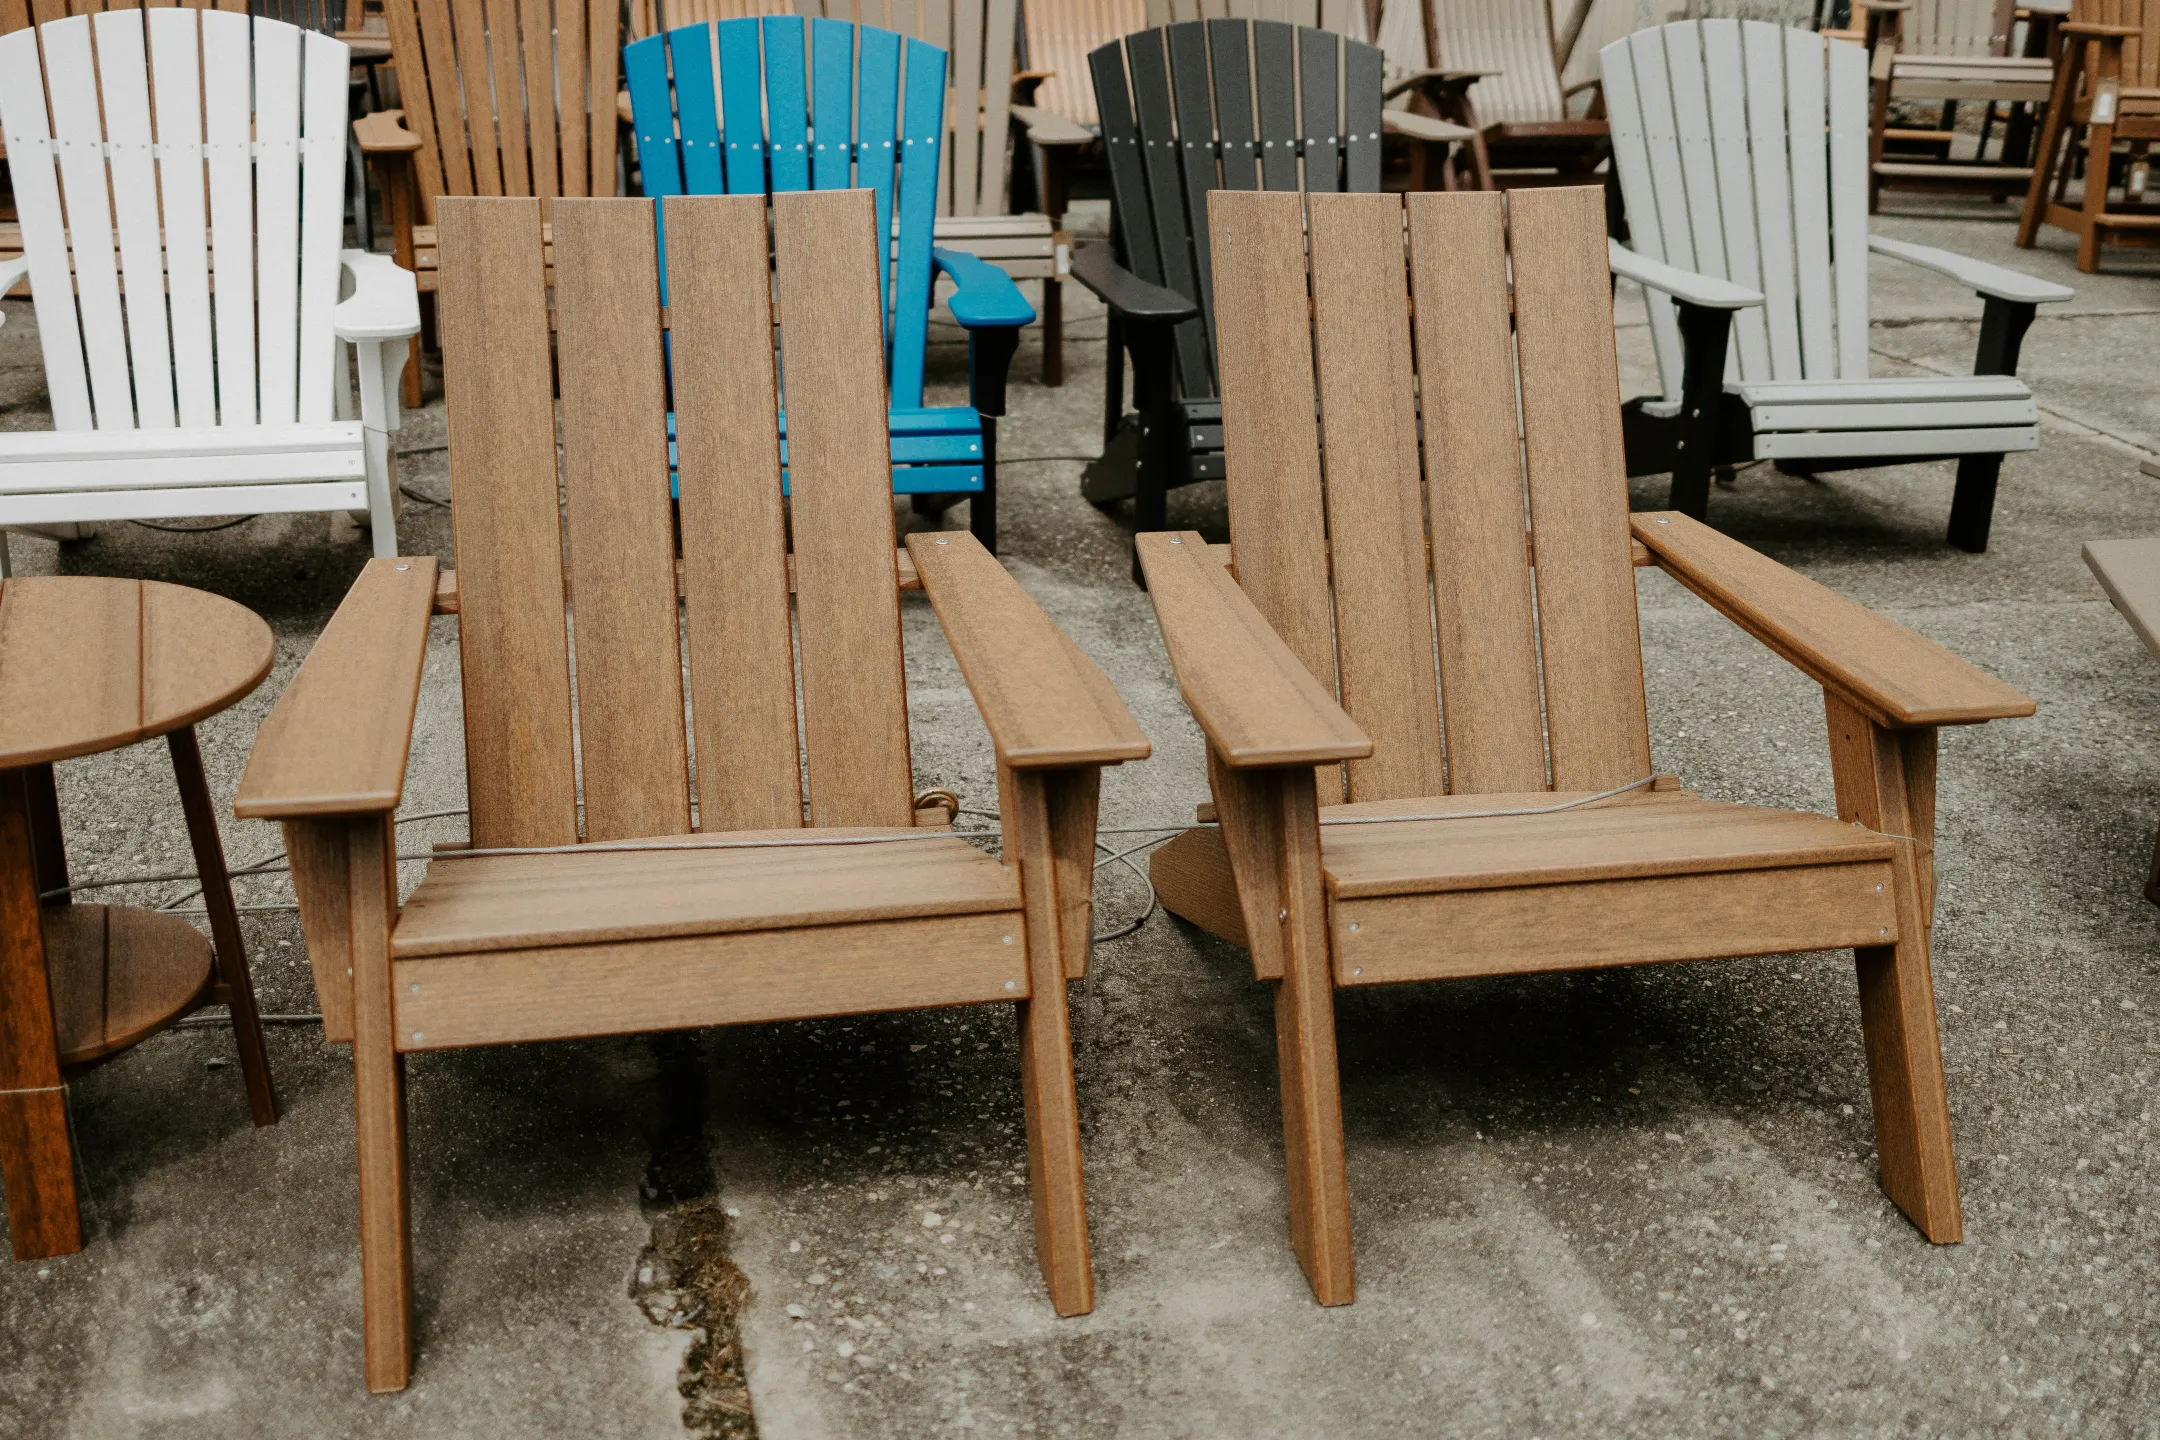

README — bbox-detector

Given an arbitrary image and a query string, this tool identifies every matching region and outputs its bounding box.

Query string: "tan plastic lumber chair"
[1397,0,1609,190]
[356,0,623,406]
[1859,0,2069,209]
[233,189,1149,1391]
[2018,0,2160,269]
[1138,183,2034,1306]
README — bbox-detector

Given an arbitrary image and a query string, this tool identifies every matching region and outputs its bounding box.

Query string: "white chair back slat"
[46,22,136,430]
[1600,35,1686,400]
[203,11,259,426]
[1743,20,1803,379]
[297,30,348,425]
[253,20,305,427]
[1782,25,1835,380]
[1604,21,1881,403]
[1701,20,1770,381]
[149,9,220,429]
[0,29,94,431]
[1826,34,1870,381]
[91,14,177,430]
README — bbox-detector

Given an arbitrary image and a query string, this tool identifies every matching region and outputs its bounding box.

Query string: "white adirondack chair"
[1601,19,2072,553]
[0,8,418,574]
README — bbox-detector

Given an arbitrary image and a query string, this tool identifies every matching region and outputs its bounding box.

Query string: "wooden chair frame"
[234,190,1147,1392]
[2016,0,2160,269]
[1139,183,2033,1305]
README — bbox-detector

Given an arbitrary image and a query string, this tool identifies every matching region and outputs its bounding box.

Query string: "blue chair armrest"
[933,246,1036,329]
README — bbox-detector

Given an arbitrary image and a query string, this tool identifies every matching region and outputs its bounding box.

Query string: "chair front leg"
[966,324,1021,555]
[1947,295,2038,552]
[1670,299,1736,521]
[1824,694,1962,1244]
[2019,36,2085,246]
[1208,753,1353,1305]
[999,764,1099,1317]
[354,339,408,558]
[343,813,415,1391]
[371,152,424,409]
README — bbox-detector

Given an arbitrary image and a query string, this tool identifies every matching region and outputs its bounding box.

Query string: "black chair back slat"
[1297,24,1341,193]
[1118,32,1214,398]
[1207,19,1260,193]
[1252,21,1301,192]
[1167,22,1221,367]
[1343,39,1383,193]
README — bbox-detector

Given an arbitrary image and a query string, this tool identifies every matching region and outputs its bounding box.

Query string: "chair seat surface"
[1731,374,2036,438]
[393,829,1021,958]
[1320,794,1894,900]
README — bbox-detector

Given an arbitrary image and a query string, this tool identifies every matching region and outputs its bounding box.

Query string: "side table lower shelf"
[44,904,216,1071]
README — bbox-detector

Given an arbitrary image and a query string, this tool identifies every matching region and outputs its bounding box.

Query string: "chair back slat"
[297,27,347,423]
[1101,27,1213,394]
[44,21,134,427]
[812,17,855,189]
[1405,191,1546,795]
[888,35,946,407]
[552,201,694,842]
[147,9,218,427]
[1167,23,1219,352]
[772,189,916,828]
[438,198,580,849]
[1506,186,1651,791]
[667,195,803,832]
[381,0,617,220]
[1428,0,1564,126]
[253,18,303,426]
[204,11,260,422]
[1251,19,1297,188]
[1296,23,1340,192]
[1602,20,1877,408]
[1145,0,1364,39]
[88,14,174,429]
[856,24,903,327]
[1207,18,1259,190]
[1208,189,1342,800]
[1210,186,1651,800]
[1305,193,1442,803]
[0,26,92,428]
[1024,0,1143,126]
[766,14,811,192]
[946,0,986,213]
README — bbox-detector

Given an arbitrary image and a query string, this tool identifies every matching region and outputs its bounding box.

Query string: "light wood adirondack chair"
[356,0,622,406]
[1073,19,1464,566]
[1399,0,1610,189]
[1602,19,2073,552]
[233,189,1147,1392]
[1022,0,1144,125]
[627,16,1036,550]
[2018,0,2160,269]
[1140,183,2034,1306]
[795,0,1093,385]
[1861,0,2067,207]
[0,9,419,574]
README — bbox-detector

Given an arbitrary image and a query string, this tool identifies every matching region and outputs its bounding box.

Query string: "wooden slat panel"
[558,0,589,196]
[587,0,618,195]
[1406,191,1547,794]
[1208,188,1342,797]
[1304,192,1440,802]
[1506,185,1652,792]
[551,201,690,842]
[483,0,528,194]
[381,0,451,210]
[426,0,484,195]
[517,0,558,201]
[771,188,916,828]
[437,197,578,847]
[665,195,804,832]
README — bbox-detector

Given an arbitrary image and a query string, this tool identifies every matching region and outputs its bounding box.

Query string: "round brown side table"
[0,576,279,1262]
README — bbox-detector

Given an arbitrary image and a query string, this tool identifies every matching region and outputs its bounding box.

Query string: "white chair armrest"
[334,249,422,342]
[0,254,34,322]
[1011,104,1093,147]
[1866,234,2073,305]
[1382,111,1478,143]
[1608,240,1763,309]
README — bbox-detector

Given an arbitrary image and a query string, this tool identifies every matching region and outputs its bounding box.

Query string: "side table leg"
[168,729,278,1128]
[0,766,82,1259]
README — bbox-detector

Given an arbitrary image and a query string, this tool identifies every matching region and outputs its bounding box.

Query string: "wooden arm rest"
[2060,21,2141,36]
[353,109,422,154]
[235,557,438,820]
[906,532,1150,770]
[1136,531,1371,768]
[1634,513,2033,728]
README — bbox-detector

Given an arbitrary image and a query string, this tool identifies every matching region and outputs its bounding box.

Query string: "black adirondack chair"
[1074,20,1400,572]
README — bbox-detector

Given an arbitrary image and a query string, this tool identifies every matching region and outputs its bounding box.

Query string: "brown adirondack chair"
[232,189,1148,1391]
[2018,0,2160,269]
[1139,184,2033,1305]
[356,0,623,405]
[1401,0,1608,190]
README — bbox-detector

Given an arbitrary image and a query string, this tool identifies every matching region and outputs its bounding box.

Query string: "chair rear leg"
[1855,840,1962,1243]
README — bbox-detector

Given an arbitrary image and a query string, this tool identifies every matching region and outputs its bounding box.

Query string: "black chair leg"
[1668,300,1734,520]
[972,418,999,554]
[1948,296,2039,554]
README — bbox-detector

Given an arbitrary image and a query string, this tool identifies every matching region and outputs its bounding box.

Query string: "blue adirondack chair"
[626,16,1033,552]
